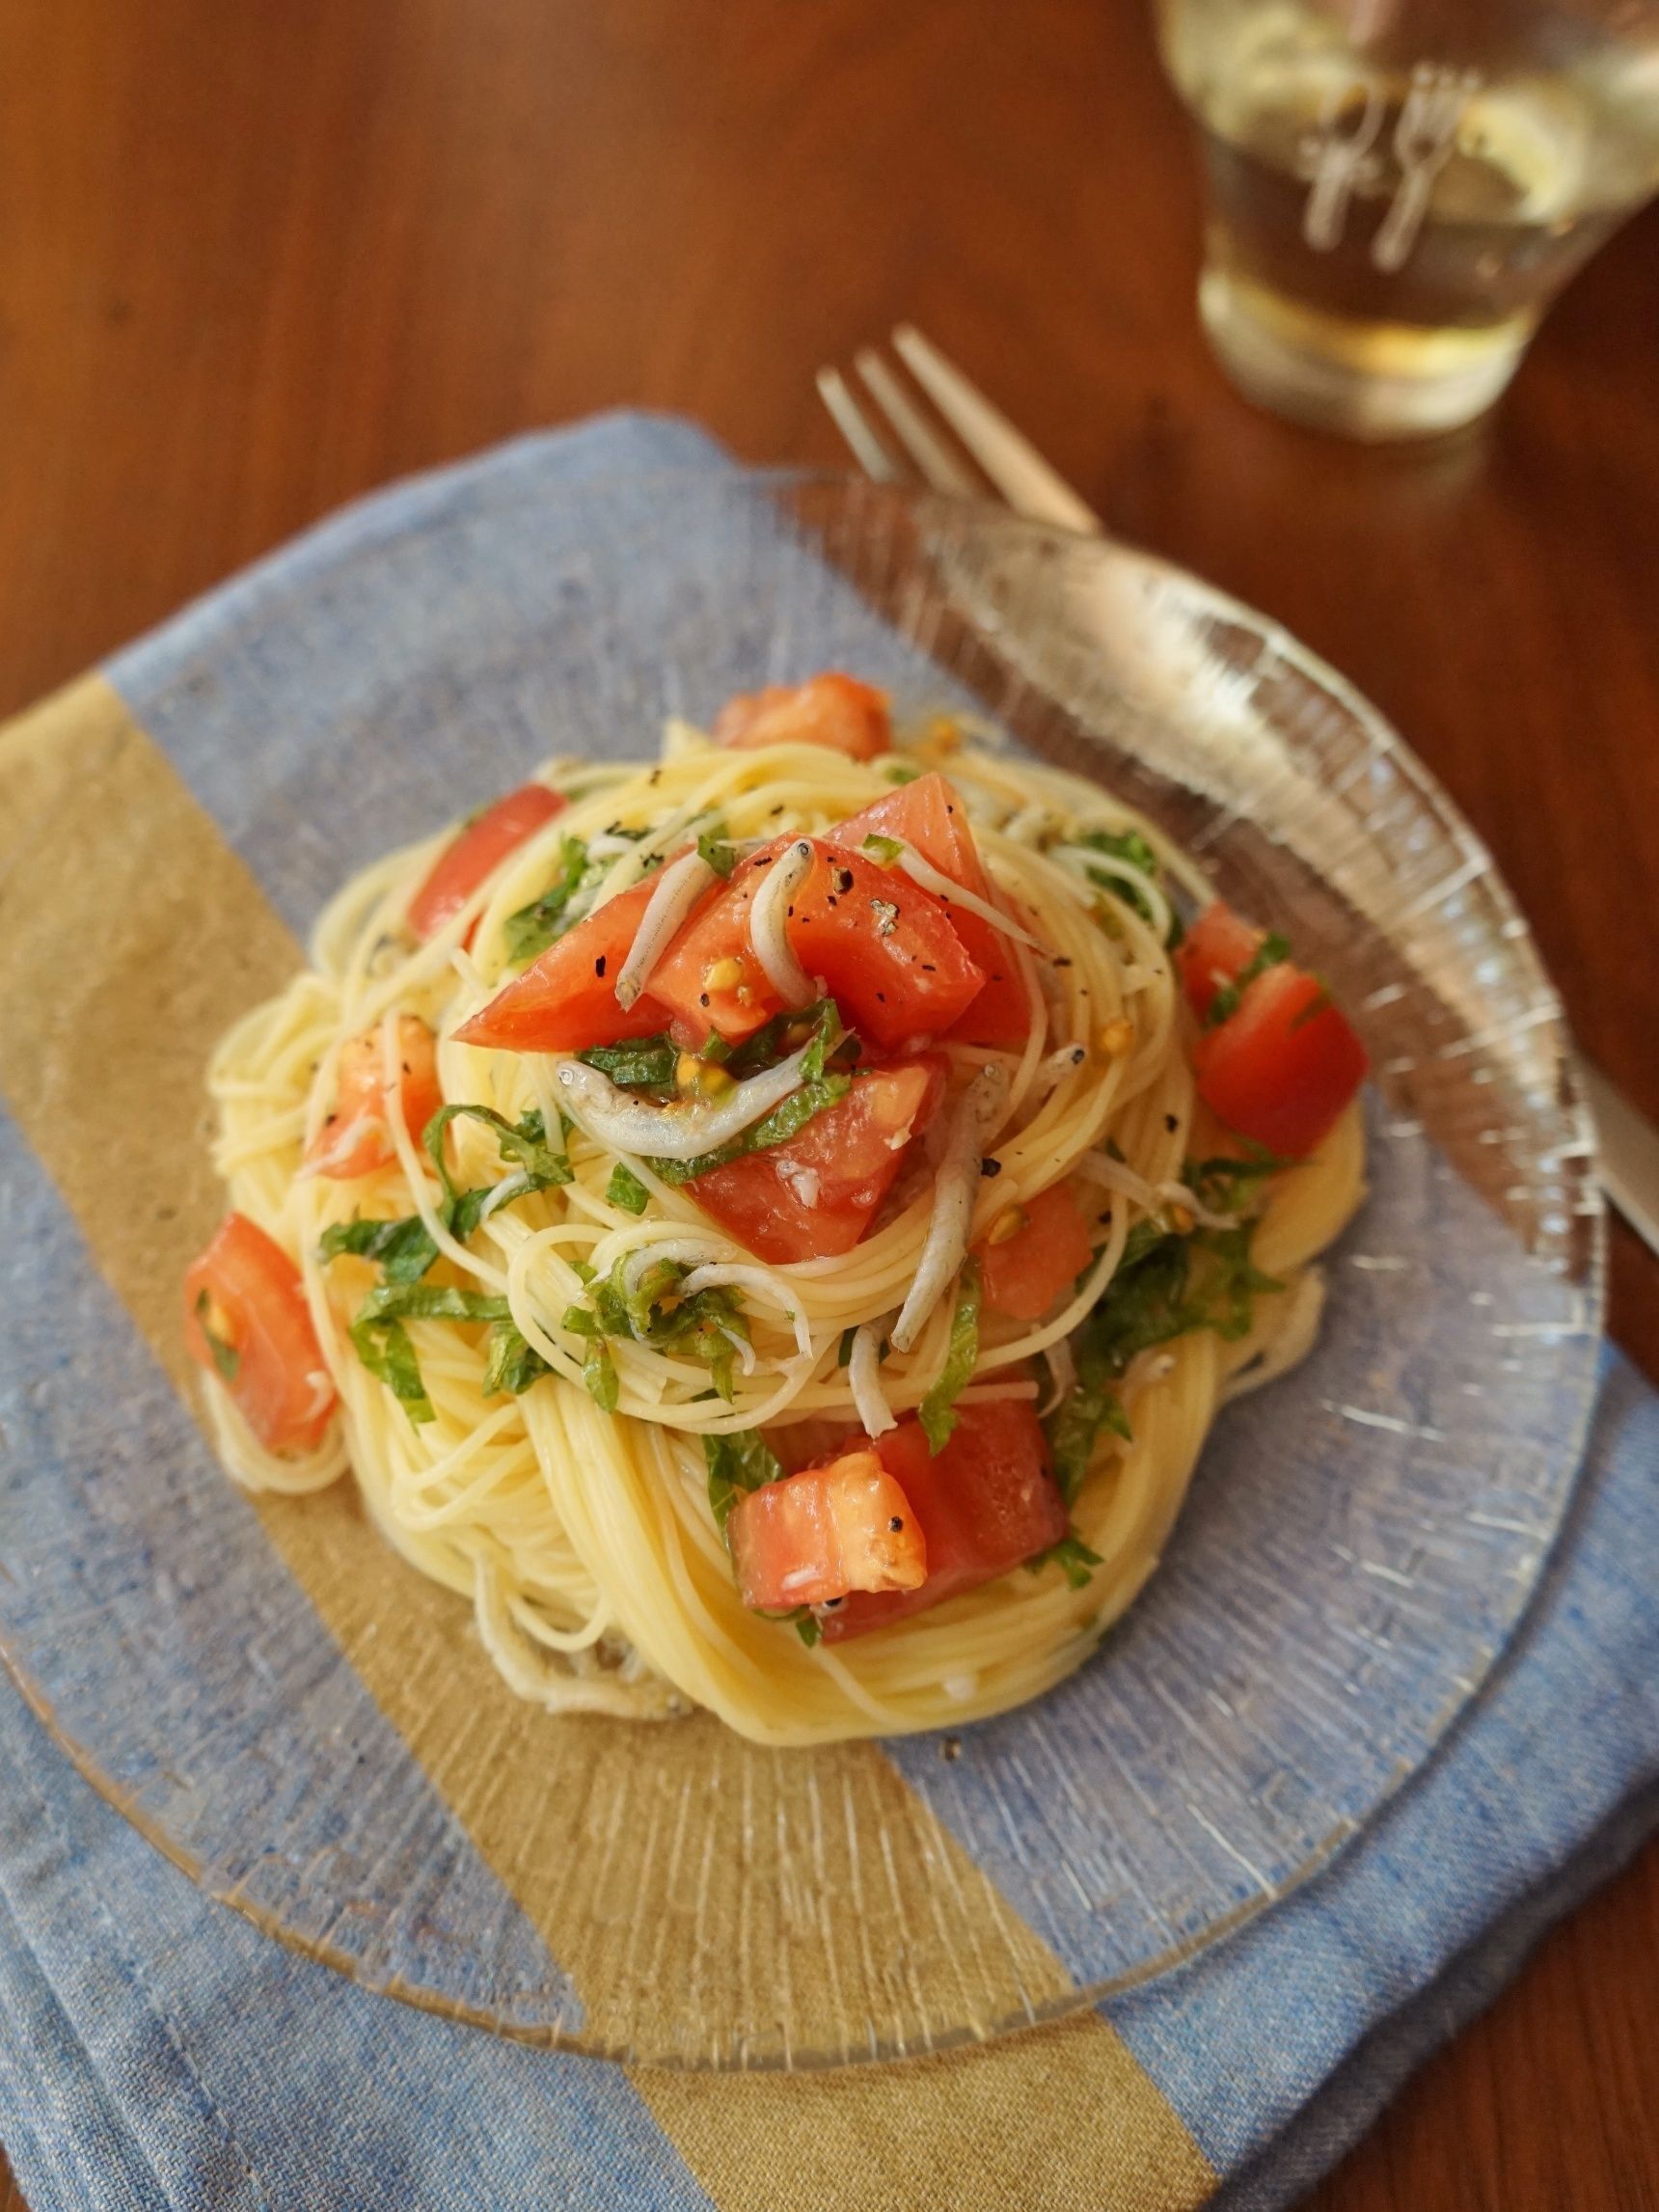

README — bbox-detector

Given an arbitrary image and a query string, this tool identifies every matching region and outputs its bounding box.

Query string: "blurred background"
[0,5,1654,2207]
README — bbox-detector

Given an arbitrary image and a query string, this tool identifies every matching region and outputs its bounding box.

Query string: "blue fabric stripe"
[106,416,729,936]
[0,1105,584,2039]
[0,1882,176,2212]
[0,1689,715,2212]
[1211,1772,1659,2207]
[0,1709,271,2212]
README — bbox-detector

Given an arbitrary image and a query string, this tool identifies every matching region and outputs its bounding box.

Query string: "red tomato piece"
[821,1403,1067,1641]
[835,771,989,894]
[765,1416,862,1475]
[976,1181,1096,1322]
[407,784,565,942]
[640,845,783,1044]
[649,838,985,1051]
[1177,901,1266,1021]
[183,1213,337,1454]
[1192,963,1368,1157]
[729,1448,928,1611]
[690,1058,945,1264]
[713,673,891,760]
[832,773,1030,1049]
[453,877,676,1054]
[305,1014,444,1180]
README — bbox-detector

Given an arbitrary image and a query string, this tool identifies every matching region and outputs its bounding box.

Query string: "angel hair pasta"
[184,672,1368,1746]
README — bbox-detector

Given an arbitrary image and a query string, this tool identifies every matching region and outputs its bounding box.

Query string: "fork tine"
[815,367,906,483]
[854,348,984,499]
[890,324,1102,535]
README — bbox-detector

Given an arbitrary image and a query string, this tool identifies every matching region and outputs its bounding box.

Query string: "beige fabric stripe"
[644,2013,1212,2212]
[0,677,1213,2207]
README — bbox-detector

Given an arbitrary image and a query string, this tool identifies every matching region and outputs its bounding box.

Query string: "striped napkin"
[1,415,1655,2212]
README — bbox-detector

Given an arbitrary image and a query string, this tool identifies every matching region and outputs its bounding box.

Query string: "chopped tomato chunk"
[183,1213,337,1454]
[305,1014,444,1180]
[835,771,988,891]
[729,1449,927,1612]
[976,1181,1096,1322]
[1193,963,1369,1158]
[454,877,677,1054]
[1177,901,1268,1022]
[407,784,564,942]
[649,837,984,1051]
[713,673,891,760]
[832,773,1029,1049]
[690,1058,945,1264]
[765,1416,862,1476]
[1177,900,1367,1155]
[641,844,782,1043]
[821,1403,1067,1641]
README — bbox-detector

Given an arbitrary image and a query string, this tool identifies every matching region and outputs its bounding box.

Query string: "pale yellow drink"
[1156,0,1659,437]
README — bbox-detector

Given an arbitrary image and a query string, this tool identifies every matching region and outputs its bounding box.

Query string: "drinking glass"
[1156,0,1659,438]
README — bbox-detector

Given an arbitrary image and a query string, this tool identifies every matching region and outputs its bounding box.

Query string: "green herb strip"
[562,1254,749,1404]
[484,1319,551,1399]
[1044,1371,1134,1509]
[1026,1533,1104,1589]
[646,1071,852,1185]
[582,1339,619,1411]
[703,1427,783,1532]
[348,1281,510,1425]
[323,1104,571,1420]
[578,1035,679,1090]
[643,1001,852,1188]
[724,997,843,1080]
[697,823,741,879]
[576,1005,853,1189]
[918,1259,982,1455]
[1081,826,1158,881]
[1182,1142,1301,1219]
[322,1108,570,1295]
[1206,933,1290,1029]
[1074,828,1186,948]
[359,1282,511,1327]
[502,835,589,965]
[606,1162,652,1215]
[350,1313,431,1422]
[318,1211,442,1285]
[1044,1219,1280,1502]
[422,1103,572,1220]
[193,1290,241,1383]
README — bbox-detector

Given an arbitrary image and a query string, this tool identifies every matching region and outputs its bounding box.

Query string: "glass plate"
[0,467,1602,2069]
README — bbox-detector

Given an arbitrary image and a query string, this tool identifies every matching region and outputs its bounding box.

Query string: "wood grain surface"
[0,2,1654,2206]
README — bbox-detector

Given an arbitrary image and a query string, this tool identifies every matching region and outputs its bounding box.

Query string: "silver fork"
[816,325,1101,535]
[815,322,1656,1260]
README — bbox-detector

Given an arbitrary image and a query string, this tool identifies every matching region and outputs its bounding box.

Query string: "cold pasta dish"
[184,672,1369,1745]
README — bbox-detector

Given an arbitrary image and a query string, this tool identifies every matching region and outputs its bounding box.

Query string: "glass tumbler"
[1156,0,1659,438]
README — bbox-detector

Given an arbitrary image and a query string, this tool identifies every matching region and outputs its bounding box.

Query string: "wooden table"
[2,2,1655,2205]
